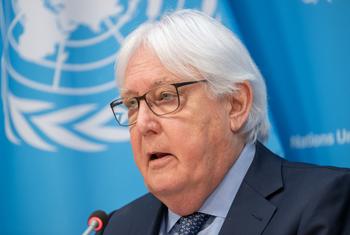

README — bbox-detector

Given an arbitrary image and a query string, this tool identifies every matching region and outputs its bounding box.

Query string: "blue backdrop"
[0,0,349,234]
[229,0,350,166]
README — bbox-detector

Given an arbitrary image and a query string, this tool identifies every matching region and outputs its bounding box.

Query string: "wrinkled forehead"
[116,44,151,89]
[125,46,160,76]
[123,48,156,82]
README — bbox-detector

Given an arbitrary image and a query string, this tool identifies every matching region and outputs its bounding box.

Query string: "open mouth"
[150,152,171,161]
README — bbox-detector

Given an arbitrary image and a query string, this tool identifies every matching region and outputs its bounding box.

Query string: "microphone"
[82,210,109,235]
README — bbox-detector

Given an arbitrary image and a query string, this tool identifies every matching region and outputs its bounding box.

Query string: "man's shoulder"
[251,144,350,234]
[281,157,350,189]
[101,193,163,234]
[254,142,350,196]
[257,141,350,179]
[282,158,350,174]
[257,144,350,198]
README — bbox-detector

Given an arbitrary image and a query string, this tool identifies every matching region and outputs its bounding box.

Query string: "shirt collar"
[166,143,256,233]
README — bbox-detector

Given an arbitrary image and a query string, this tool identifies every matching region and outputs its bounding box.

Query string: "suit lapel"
[130,194,165,235]
[219,142,283,235]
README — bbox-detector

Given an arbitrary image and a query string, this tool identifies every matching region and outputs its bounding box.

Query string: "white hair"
[115,9,269,143]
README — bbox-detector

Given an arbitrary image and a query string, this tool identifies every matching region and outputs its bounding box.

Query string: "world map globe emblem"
[7,0,139,95]
[2,0,219,152]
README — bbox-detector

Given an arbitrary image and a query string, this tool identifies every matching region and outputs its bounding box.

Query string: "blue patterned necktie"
[170,212,211,235]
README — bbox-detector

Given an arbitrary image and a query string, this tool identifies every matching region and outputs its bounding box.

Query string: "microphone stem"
[82,220,98,235]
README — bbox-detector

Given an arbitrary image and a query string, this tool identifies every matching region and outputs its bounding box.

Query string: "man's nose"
[135,100,161,136]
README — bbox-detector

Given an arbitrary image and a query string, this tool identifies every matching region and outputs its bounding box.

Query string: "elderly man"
[103,10,350,235]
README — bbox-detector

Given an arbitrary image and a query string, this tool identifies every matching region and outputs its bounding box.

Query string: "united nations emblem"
[1,0,218,152]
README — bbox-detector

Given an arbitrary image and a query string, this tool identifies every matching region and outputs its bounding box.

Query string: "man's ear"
[228,81,253,133]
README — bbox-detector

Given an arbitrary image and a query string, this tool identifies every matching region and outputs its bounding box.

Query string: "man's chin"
[146,177,182,198]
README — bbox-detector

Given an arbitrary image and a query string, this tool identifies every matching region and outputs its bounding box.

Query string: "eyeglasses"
[110,80,207,126]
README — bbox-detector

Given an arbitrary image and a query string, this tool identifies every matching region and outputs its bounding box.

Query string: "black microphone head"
[88,210,109,232]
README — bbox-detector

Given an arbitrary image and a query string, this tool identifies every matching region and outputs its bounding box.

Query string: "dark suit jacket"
[102,143,350,235]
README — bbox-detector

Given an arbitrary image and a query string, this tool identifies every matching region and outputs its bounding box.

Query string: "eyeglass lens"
[112,84,180,126]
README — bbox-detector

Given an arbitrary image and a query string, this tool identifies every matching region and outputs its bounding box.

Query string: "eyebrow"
[119,78,174,97]
[120,89,136,98]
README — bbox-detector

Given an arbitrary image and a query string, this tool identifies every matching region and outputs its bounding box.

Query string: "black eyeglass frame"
[110,80,207,126]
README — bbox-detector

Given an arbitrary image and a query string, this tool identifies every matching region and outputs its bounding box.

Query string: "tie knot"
[171,212,211,235]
